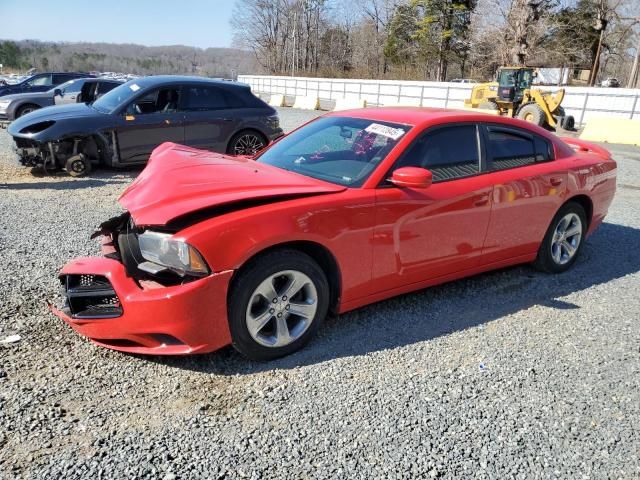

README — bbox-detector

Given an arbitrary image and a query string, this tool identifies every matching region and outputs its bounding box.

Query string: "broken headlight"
[138,231,209,277]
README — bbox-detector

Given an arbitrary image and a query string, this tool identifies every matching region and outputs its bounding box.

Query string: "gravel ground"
[0,109,639,479]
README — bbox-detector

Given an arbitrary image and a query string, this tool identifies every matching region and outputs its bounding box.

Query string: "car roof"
[127,75,246,89]
[327,106,559,141]
[327,107,495,126]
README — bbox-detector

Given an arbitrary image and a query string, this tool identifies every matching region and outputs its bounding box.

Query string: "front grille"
[61,274,123,319]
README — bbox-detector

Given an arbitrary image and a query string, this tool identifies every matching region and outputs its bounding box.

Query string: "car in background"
[601,78,620,88]
[0,77,123,123]
[51,108,617,359]
[8,75,283,176]
[0,72,93,98]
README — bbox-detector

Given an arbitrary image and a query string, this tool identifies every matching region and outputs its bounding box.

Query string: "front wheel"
[516,103,546,127]
[227,130,267,156]
[228,250,329,360]
[534,202,587,273]
[65,154,92,177]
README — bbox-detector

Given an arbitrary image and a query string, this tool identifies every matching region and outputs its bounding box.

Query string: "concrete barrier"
[580,117,640,146]
[334,97,367,111]
[239,74,640,125]
[382,97,422,107]
[268,94,286,107]
[292,95,320,110]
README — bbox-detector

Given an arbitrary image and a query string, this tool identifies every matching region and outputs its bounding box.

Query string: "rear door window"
[394,125,480,182]
[486,126,553,170]
[183,86,229,110]
[53,74,76,84]
[97,81,118,94]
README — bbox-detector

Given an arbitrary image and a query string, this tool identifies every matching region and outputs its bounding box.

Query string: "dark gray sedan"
[0,78,123,122]
[8,76,283,176]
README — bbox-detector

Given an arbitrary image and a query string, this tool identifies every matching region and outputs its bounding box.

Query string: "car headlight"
[0,100,10,113]
[138,231,209,277]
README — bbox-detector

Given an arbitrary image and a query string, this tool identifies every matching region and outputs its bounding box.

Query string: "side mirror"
[54,88,62,97]
[389,166,433,189]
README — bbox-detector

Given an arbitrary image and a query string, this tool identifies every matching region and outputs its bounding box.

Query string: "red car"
[51,108,617,360]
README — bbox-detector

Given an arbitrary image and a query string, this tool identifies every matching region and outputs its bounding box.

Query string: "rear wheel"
[228,249,329,360]
[16,104,40,118]
[534,202,587,273]
[516,103,546,127]
[227,130,267,156]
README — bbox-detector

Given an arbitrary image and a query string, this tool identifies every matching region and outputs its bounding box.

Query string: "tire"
[478,101,499,111]
[227,130,267,156]
[554,107,575,131]
[65,154,92,177]
[16,104,40,118]
[228,249,330,360]
[561,115,575,130]
[533,202,587,273]
[516,103,546,127]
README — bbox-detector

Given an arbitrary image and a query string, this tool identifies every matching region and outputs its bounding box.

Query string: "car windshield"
[92,81,144,113]
[256,116,410,187]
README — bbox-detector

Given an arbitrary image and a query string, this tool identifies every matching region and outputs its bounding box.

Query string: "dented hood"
[119,143,346,226]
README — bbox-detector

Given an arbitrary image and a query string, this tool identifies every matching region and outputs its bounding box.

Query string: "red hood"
[119,143,345,226]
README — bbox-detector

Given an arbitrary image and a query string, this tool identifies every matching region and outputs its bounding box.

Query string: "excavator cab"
[496,67,534,104]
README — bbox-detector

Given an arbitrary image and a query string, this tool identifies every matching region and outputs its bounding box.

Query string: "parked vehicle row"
[50,108,617,359]
[0,72,93,97]
[0,77,122,122]
[7,75,283,176]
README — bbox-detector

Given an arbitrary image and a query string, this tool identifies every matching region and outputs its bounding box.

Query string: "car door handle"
[473,194,490,206]
[221,118,233,122]
[550,177,563,186]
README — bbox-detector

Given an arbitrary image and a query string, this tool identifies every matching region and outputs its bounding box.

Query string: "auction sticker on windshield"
[365,123,405,140]
[129,84,141,92]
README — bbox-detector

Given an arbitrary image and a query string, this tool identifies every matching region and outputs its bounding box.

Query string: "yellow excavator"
[464,67,575,130]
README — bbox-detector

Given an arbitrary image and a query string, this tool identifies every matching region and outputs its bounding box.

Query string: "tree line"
[232,0,640,87]
[0,40,257,78]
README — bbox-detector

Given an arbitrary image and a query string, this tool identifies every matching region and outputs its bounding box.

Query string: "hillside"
[0,40,258,77]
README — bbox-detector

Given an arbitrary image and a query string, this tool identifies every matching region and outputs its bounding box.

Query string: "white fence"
[238,74,640,125]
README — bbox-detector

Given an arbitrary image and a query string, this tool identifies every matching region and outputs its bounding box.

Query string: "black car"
[0,78,123,122]
[8,75,284,176]
[0,72,93,98]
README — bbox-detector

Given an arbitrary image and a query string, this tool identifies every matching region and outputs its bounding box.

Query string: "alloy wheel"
[233,134,265,155]
[550,212,582,265]
[245,270,318,348]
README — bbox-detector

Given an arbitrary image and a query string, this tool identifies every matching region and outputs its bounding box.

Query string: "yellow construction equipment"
[464,67,575,130]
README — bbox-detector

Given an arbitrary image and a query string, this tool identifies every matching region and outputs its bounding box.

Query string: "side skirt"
[338,253,537,314]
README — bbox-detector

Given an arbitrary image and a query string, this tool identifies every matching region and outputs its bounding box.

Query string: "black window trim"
[378,122,486,188]
[482,123,555,172]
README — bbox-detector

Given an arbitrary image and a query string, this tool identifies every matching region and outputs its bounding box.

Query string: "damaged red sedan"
[52,108,617,360]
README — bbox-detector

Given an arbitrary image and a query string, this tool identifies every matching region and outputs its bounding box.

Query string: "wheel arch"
[16,102,41,117]
[563,194,593,227]
[230,240,342,316]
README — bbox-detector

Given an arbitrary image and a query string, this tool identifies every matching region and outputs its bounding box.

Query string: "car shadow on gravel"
[152,222,640,375]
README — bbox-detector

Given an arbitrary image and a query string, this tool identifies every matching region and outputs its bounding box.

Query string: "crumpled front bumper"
[51,256,234,355]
